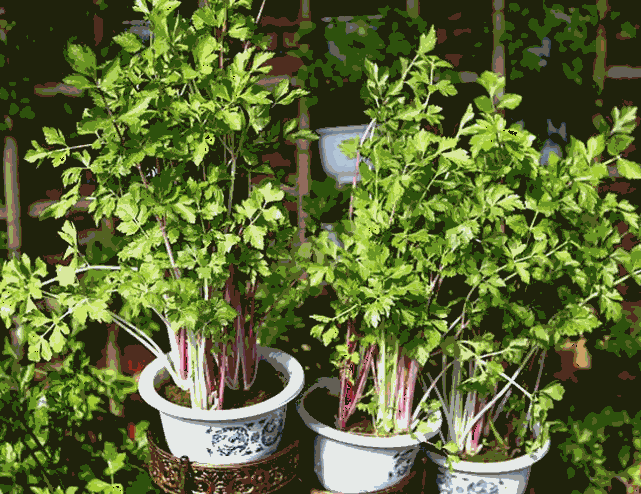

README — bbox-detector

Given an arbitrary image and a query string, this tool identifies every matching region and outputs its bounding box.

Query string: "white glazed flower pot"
[297,377,443,493]
[426,437,551,494]
[138,346,304,465]
[317,124,375,185]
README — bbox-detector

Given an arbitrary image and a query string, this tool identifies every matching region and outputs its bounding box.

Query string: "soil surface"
[303,386,410,438]
[157,359,288,410]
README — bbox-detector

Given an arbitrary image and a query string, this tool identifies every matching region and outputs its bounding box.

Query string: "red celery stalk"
[338,318,377,429]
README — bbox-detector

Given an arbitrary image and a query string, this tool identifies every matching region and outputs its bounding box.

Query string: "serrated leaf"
[42,127,66,146]
[133,0,150,14]
[66,43,97,77]
[496,93,522,110]
[120,95,153,125]
[113,32,144,54]
[417,26,436,55]
[56,264,76,287]
[194,35,217,67]
[173,202,196,223]
[243,224,266,250]
[222,110,243,131]
[260,182,284,203]
[515,262,530,284]
[274,79,289,101]
[617,158,641,179]
[50,327,66,353]
[101,58,121,90]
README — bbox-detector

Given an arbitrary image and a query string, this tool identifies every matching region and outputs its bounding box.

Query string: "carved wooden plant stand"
[147,426,300,494]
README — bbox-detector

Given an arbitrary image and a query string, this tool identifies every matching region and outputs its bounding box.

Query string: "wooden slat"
[3,136,21,258]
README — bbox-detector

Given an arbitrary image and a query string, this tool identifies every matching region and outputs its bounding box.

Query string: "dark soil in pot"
[157,359,288,409]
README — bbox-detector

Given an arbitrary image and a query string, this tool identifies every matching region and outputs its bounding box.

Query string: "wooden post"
[3,135,24,361]
[296,0,312,282]
[491,0,506,118]
[3,136,21,259]
[491,0,507,234]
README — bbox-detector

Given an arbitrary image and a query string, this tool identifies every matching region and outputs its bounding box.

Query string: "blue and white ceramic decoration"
[138,346,305,465]
[426,436,551,494]
[297,377,443,493]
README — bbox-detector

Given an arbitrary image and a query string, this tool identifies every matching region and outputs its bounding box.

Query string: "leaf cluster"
[3,0,320,365]
[300,23,641,455]
[0,339,160,494]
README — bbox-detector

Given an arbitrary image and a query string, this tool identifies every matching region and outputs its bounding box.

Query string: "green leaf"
[617,158,641,179]
[592,114,610,134]
[554,250,579,266]
[50,327,67,353]
[86,478,111,493]
[222,110,243,131]
[243,224,266,250]
[496,93,522,110]
[43,127,66,146]
[113,32,144,54]
[417,26,436,55]
[322,325,339,346]
[515,262,530,284]
[56,264,76,287]
[260,182,284,203]
[133,0,150,14]
[119,94,154,126]
[101,58,121,90]
[63,74,94,90]
[277,88,308,106]
[274,79,289,101]
[473,95,494,114]
[173,201,196,223]
[194,35,217,67]
[66,43,97,77]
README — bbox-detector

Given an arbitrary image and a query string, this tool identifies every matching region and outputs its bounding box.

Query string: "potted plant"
[1,0,318,476]
[297,24,641,494]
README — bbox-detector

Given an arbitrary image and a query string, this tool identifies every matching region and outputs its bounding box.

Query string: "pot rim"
[425,437,551,474]
[138,345,305,422]
[297,377,443,449]
[316,124,372,135]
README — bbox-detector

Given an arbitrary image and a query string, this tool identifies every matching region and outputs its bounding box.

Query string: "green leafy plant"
[546,307,641,494]
[299,24,641,474]
[1,0,318,412]
[0,336,160,494]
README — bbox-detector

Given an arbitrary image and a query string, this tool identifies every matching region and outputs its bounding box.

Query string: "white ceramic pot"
[138,346,304,465]
[317,124,375,185]
[426,437,551,494]
[297,377,443,493]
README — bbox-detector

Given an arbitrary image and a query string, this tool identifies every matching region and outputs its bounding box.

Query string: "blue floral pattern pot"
[426,438,551,494]
[139,346,304,465]
[297,377,443,493]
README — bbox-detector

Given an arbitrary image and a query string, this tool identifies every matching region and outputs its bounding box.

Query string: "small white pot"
[317,124,375,185]
[138,346,304,465]
[426,438,551,494]
[297,377,443,493]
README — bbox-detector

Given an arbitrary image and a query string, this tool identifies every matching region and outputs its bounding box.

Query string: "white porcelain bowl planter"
[297,377,443,493]
[425,435,551,494]
[138,346,305,466]
[317,124,375,186]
